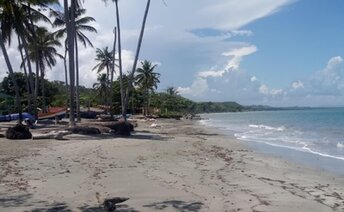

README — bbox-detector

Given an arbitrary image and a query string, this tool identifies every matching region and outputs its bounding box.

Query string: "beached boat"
[38,107,67,120]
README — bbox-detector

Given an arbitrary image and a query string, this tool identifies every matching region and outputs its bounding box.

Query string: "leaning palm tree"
[27,27,63,113]
[51,8,97,121]
[135,60,160,116]
[124,0,152,118]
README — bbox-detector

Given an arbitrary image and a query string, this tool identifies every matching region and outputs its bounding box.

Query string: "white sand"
[0,119,343,211]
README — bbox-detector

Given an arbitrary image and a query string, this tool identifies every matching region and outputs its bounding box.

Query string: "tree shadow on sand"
[0,194,70,212]
[143,200,204,212]
[30,202,71,212]
[0,193,33,208]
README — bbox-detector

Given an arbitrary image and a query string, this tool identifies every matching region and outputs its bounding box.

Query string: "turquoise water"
[200,108,344,163]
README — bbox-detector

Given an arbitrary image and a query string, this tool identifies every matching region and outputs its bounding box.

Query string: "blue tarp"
[0,112,35,122]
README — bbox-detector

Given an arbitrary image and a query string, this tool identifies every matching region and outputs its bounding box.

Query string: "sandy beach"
[0,118,344,212]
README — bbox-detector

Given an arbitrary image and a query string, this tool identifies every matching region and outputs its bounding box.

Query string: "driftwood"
[68,126,101,135]
[32,131,72,140]
[103,197,129,212]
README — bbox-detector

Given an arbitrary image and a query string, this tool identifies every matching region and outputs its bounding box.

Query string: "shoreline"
[198,120,344,176]
[0,118,344,211]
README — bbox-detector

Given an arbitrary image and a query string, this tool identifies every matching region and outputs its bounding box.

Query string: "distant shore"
[0,118,343,211]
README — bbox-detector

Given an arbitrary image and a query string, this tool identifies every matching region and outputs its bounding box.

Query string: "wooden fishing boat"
[38,107,67,120]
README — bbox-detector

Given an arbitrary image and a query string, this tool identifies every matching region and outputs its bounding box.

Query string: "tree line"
[0,71,246,117]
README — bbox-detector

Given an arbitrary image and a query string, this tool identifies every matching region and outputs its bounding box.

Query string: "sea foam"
[337,142,344,149]
[249,124,285,131]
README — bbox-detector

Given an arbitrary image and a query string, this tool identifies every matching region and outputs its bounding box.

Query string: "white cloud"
[222,45,258,70]
[291,81,304,89]
[259,84,269,95]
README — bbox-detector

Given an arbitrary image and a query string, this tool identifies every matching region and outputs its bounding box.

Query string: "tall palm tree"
[27,27,62,113]
[64,0,76,127]
[135,60,160,116]
[113,0,125,119]
[52,8,97,121]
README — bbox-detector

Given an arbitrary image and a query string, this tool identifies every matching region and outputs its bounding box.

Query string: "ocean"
[200,108,344,174]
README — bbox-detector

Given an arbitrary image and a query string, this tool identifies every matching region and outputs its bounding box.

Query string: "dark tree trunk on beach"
[65,0,76,127]
[114,0,126,119]
[110,27,117,119]
[63,48,69,109]
[35,56,40,118]
[75,35,81,121]
[40,70,47,113]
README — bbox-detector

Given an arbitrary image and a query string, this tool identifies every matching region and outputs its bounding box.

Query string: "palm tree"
[93,73,108,106]
[27,27,62,113]
[166,86,179,96]
[135,60,160,116]
[92,47,113,111]
[52,8,97,121]
[93,47,113,78]
[63,0,76,127]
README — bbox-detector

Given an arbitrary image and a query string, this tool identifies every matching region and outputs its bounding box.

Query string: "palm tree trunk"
[105,64,110,114]
[35,56,40,117]
[147,90,150,115]
[17,36,32,114]
[40,70,47,113]
[114,0,126,119]
[110,27,117,119]
[65,0,76,127]
[63,48,69,108]
[0,32,23,123]
[23,6,38,119]
[124,0,151,118]
[75,36,81,121]
[19,35,35,117]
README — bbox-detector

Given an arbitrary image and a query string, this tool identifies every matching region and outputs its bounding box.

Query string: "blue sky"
[1,0,344,106]
[242,0,344,88]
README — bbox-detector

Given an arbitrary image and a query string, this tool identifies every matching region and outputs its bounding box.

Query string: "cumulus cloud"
[222,45,258,70]
[179,45,270,103]
[291,81,304,89]
[197,45,257,79]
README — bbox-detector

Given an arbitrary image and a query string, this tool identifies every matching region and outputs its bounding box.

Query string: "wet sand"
[0,118,344,211]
